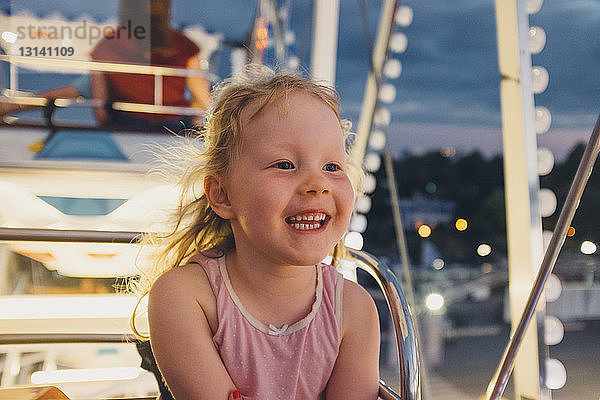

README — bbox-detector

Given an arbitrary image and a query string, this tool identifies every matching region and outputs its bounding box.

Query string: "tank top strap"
[187,252,224,298]
[319,263,345,340]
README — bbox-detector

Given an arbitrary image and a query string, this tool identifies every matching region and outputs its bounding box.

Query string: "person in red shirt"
[90,0,210,130]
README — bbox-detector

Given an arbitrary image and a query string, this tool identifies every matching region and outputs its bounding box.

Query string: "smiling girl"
[138,65,380,399]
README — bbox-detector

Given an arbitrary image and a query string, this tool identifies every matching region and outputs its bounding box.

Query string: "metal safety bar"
[0,228,419,399]
[0,54,214,118]
[0,55,215,79]
[486,112,600,400]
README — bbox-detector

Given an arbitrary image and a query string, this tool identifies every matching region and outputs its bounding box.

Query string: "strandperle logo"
[14,20,147,46]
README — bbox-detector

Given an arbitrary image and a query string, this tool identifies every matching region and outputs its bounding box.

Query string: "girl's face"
[222,92,354,267]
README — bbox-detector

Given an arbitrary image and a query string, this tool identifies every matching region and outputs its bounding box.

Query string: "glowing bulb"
[455,218,468,231]
[418,224,431,238]
[529,26,546,54]
[395,6,414,27]
[373,107,391,127]
[1,31,17,44]
[535,106,552,134]
[567,226,575,237]
[383,59,402,79]
[545,273,562,302]
[545,358,567,390]
[364,152,381,172]
[537,147,554,176]
[544,315,564,345]
[432,258,444,270]
[368,130,387,151]
[477,244,492,257]
[580,240,597,255]
[287,56,300,70]
[362,174,377,194]
[527,0,544,14]
[284,30,295,45]
[389,32,408,53]
[539,188,557,217]
[425,293,444,311]
[350,214,367,233]
[532,66,549,94]
[344,231,364,250]
[378,83,396,104]
[355,195,372,214]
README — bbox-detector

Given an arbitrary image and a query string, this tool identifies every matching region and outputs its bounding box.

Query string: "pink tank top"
[189,253,344,400]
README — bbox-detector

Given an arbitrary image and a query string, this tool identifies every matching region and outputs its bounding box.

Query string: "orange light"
[418,224,432,238]
[455,218,468,231]
[567,226,575,237]
[255,25,268,50]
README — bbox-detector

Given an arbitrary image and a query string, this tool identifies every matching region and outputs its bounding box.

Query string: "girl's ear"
[204,175,233,219]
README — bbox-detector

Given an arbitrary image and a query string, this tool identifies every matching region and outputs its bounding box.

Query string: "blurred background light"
[418,224,432,238]
[432,258,445,270]
[526,0,544,14]
[425,293,444,311]
[368,129,387,151]
[537,147,554,176]
[544,315,565,346]
[373,106,391,126]
[362,174,377,194]
[364,152,382,172]
[545,358,567,390]
[355,195,372,214]
[378,83,397,104]
[545,273,563,302]
[535,106,552,134]
[350,213,367,233]
[383,58,402,79]
[532,66,549,94]
[539,188,557,217]
[580,240,597,255]
[394,6,414,27]
[344,231,364,250]
[477,243,492,257]
[455,218,468,231]
[389,32,408,53]
[528,26,546,54]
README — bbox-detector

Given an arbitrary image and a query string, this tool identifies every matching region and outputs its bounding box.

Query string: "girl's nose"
[304,184,329,195]
[302,176,329,195]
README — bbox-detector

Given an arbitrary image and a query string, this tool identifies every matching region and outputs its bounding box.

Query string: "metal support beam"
[350,0,397,168]
[310,0,340,86]
[492,0,545,399]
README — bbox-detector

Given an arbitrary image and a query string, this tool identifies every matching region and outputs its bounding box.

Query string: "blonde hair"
[130,65,363,338]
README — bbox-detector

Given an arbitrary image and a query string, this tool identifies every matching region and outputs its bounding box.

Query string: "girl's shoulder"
[149,253,218,310]
[340,277,379,337]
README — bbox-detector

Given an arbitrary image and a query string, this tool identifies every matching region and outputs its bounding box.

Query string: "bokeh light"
[418,224,432,238]
[455,218,468,231]
[580,240,597,255]
[477,243,492,257]
[425,293,444,311]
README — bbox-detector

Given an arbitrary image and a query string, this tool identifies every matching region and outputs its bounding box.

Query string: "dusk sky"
[6,0,599,159]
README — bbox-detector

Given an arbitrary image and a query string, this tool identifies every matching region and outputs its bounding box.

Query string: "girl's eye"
[324,163,341,172]
[273,161,295,169]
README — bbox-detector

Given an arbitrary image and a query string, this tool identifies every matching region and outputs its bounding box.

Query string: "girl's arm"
[89,71,110,125]
[148,266,238,399]
[325,279,381,400]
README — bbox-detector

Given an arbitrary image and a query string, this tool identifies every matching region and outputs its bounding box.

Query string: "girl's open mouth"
[285,212,330,230]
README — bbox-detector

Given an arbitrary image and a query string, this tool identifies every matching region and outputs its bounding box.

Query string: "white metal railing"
[0,54,216,118]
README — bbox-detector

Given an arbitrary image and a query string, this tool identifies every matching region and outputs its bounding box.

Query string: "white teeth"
[291,222,321,230]
[290,213,326,222]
